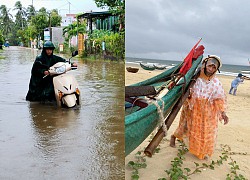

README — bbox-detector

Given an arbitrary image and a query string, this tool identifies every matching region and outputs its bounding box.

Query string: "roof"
[77,11,115,19]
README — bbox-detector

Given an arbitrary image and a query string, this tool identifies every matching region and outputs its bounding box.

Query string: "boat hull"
[140,63,156,70]
[126,67,139,73]
[153,64,167,70]
[125,56,203,156]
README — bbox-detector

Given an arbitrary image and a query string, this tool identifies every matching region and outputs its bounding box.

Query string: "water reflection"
[77,60,125,179]
[29,102,80,157]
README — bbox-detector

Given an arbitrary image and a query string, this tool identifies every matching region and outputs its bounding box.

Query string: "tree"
[27,5,36,22]
[29,7,62,41]
[0,30,4,47]
[30,8,48,40]
[63,22,86,42]
[0,5,13,37]
[50,9,62,27]
[13,1,27,30]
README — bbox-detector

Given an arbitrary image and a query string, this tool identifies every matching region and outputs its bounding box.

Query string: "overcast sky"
[0,0,104,15]
[126,0,250,65]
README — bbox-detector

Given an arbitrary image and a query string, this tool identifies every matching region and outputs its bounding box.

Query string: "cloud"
[126,0,250,65]
[0,0,103,15]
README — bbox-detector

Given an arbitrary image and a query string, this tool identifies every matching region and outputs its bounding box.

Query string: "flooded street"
[0,47,125,179]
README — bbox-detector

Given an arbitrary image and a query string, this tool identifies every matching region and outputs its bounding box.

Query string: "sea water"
[126,57,250,78]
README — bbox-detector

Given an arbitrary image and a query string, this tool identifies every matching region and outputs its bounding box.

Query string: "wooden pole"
[144,69,201,157]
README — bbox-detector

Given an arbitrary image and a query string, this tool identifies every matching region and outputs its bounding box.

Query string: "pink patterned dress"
[174,72,226,159]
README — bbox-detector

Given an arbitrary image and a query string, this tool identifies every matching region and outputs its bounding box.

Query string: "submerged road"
[0,46,125,179]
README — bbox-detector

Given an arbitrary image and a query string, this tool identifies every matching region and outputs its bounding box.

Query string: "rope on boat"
[149,98,168,136]
[129,95,170,137]
[128,97,145,113]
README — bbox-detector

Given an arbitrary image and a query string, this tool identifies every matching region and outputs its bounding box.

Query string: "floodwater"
[0,47,125,179]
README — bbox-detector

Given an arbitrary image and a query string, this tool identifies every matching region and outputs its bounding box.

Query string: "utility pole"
[68,1,71,14]
[49,11,52,41]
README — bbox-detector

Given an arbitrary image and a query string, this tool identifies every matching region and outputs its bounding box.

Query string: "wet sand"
[125,64,250,179]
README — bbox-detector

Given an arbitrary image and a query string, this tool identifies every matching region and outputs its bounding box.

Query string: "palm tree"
[27,5,36,23]
[13,1,27,30]
[63,22,86,48]
[0,5,13,37]
[63,22,86,41]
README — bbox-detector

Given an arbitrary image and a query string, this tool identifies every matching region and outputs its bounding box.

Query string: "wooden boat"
[125,55,203,156]
[139,63,156,71]
[126,67,139,73]
[153,64,167,70]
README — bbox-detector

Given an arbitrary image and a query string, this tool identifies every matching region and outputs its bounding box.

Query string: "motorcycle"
[44,51,80,108]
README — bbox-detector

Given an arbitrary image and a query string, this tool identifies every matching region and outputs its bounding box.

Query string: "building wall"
[52,27,64,46]
[61,14,77,27]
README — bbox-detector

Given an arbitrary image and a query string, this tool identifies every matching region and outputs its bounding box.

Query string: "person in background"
[229,73,244,96]
[26,41,77,102]
[169,55,229,160]
[102,40,106,55]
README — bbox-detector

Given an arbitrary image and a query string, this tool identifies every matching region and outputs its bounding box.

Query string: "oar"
[144,68,201,157]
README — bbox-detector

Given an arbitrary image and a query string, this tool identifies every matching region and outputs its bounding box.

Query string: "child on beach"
[229,73,244,96]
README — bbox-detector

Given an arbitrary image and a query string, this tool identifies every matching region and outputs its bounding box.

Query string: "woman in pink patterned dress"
[170,55,229,160]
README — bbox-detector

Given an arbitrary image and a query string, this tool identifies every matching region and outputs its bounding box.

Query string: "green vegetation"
[127,151,147,180]
[61,22,86,55]
[126,140,248,180]
[0,30,4,45]
[84,29,125,60]
[161,141,247,180]
[0,1,61,46]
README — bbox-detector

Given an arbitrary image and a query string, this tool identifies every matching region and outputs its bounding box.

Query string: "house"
[77,11,119,54]
[77,11,119,33]
[61,14,77,27]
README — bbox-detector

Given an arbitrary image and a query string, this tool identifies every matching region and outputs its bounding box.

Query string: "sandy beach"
[125,64,250,180]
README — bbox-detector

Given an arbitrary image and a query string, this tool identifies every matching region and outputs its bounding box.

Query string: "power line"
[31,0,99,15]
